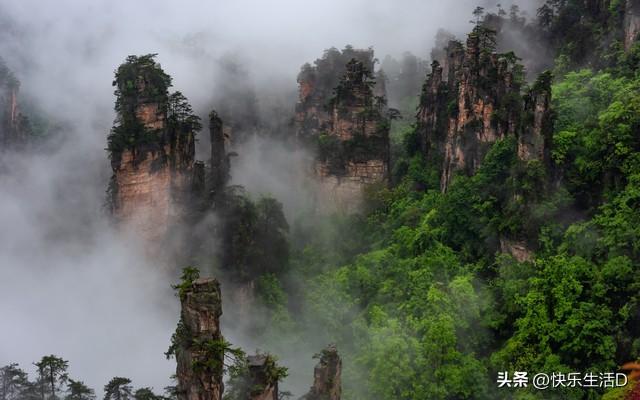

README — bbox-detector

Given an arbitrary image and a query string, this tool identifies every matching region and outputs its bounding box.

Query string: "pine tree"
[65,380,95,400]
[0,364,30,400]
[103,378,132,400]
[34,356,69,400]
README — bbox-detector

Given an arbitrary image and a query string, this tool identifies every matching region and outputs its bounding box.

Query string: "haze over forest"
[2,0,640,399]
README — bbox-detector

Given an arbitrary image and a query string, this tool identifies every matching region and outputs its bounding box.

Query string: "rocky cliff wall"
[417,27,552,192]
[107,55,197,246]
[300,345,342,400]
[175,278,224,400]
[246,355,279,400]
[0,60,30,147]
[625,0,640,50]
[296,49,390,212]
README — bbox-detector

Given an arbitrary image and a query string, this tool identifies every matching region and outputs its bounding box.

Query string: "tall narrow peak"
[417,27,552,192]
[300,345,342,400]
[246,355,280,400]
[295,47,390,212]
[208,110,230,199]
[0,59,31,147]
[106,54,200,245]
[173,277,224,400]
[519,71,553,163]
[295,46,375,145]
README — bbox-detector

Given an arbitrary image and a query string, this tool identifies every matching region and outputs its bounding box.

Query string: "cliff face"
[625,0,640,50]
[519,72,553,162]
[108,55,197,245]
[0,60,30,147]
[208,110,230,199]
[175,278,224,400]
[246,355,278,400]
[301,345,342,400]
[296,48,390,212]
[416,27,552,192]
[295,47,375,143]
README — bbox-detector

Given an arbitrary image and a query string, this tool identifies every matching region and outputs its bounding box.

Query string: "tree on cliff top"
[112,54,171,109]
[107,54,172,155]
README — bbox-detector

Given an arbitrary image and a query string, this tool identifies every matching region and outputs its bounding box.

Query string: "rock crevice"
[416,28,552,192]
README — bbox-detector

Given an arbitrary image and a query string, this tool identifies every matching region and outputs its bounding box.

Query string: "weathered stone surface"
[108,61,196,246]
[247,355,278,400]
[295,49,390,212]
[295,47,375,144]
[417,28,552,192]
[110,146,174,243]
[499,237,532,262]
[176,278,224,400]
[300,345,341,400]
[625,0,640,50]
[0,62,29,147]
[519,73,553,162]
[315,160,387,213]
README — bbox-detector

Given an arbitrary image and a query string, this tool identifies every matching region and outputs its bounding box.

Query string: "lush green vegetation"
[6,2,640,400]
[107,54,200,157]
[216,188,290,284]
[247,5,640,399]
[223,353,289,400]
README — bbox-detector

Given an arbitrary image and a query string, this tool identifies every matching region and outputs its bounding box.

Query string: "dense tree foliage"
[107,54,200,156]
[103,378,132,400]
[253,4,640,399]
[218,187,290,283]
[34,356,68,400]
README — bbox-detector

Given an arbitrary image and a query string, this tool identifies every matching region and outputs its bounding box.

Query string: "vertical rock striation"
[519,71,553,163]
[295,47,390,212]
[0,59,30,147]
[300,345,342,400]
[208,110,230,199]
[416,27,552,192]
[295,47,375,144]
[246,355,278,400]
[625,0,640,50]
[175,278,224,400]
[107,55,198,245]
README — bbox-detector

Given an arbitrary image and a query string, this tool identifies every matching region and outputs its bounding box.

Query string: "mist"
[0,0,543,396]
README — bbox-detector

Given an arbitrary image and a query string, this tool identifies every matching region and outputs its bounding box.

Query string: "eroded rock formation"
[416,27,552,192]
[208,110,231,199]
[107,55,198,245]
[175,278,224,400]
[519,71,553,162]
[625,0,640,50]
[295,47,375,143]
[300,345,341,400]
[246,355,279,400]
[295,48,390,212]
[0,60,30,147]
